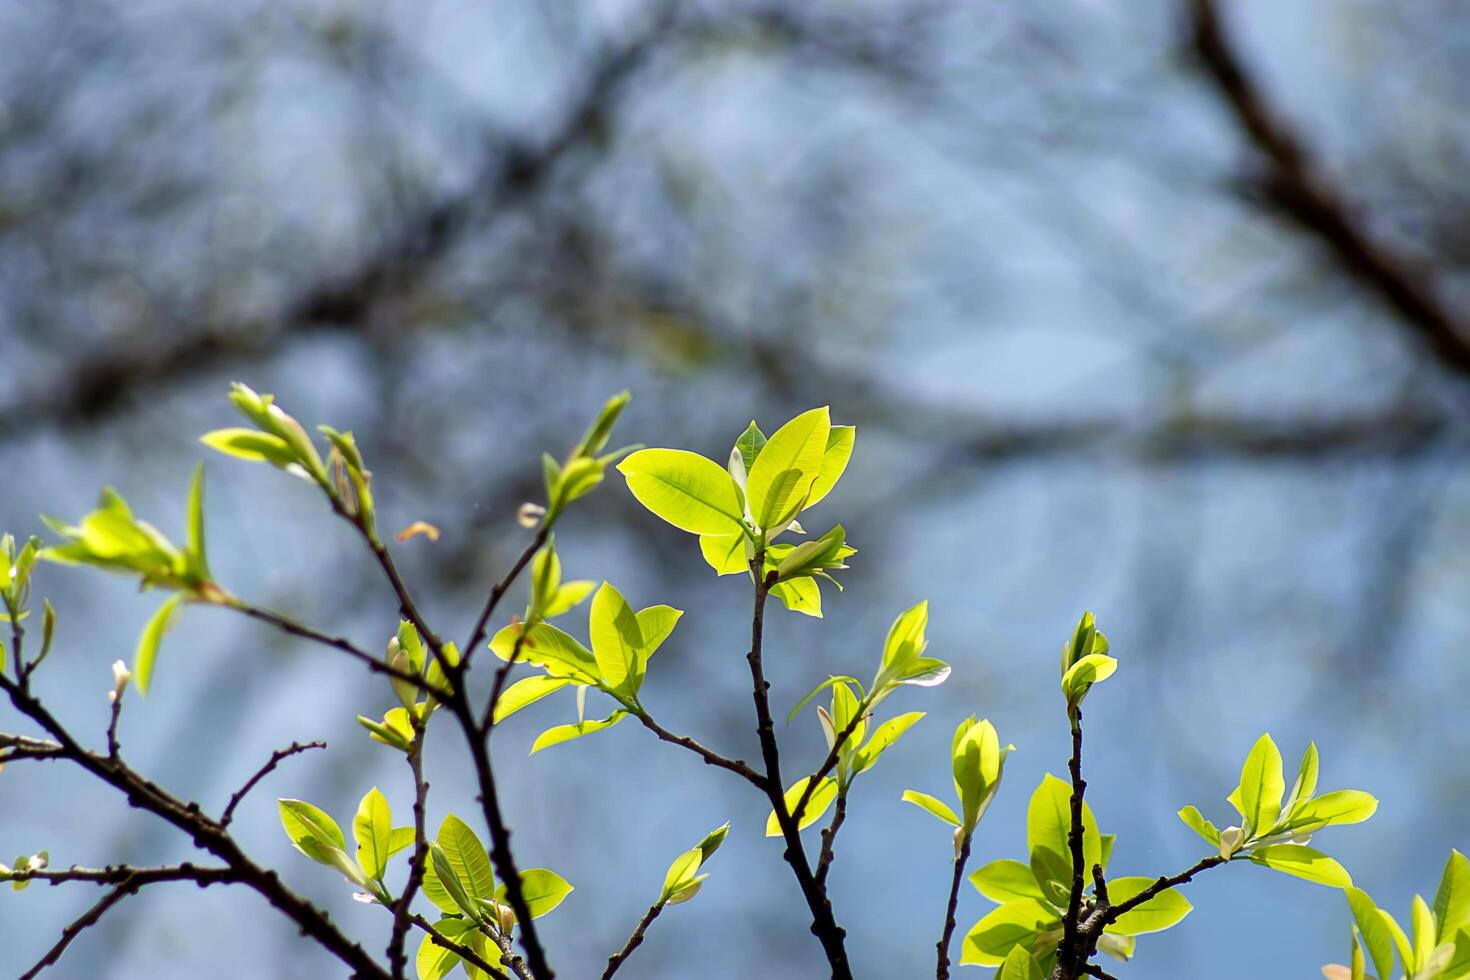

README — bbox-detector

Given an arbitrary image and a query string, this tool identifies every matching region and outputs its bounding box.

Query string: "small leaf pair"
[659,823,730,906]
[278,789,411,903]
[902,717,1013,846]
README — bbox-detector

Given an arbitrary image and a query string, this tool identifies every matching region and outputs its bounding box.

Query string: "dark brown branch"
[21,884,132,979]
[105,691,124,758]
[221,740,326,827]
[790,709,866,828]
[744,557,853,980]
[935,832,973,980]
[389,721,429,977]
[409,915,508,980]
[1058,706,1089,975]
[1189,0,1470,380]
[7,863,240,887]
[631,710,769,790]
[1082,966,1120,980]
[1096,855,1227,928]
[467,527,546,679]
[600,902,663,980]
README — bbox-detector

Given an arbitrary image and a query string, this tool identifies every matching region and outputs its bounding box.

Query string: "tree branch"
[221,740,326,828]
[409,915,509,980]
[600,902,663,980]
[1189,0,1470,380]
[814,793,848,888]
[631,709,769,790]
[744,556,853,980]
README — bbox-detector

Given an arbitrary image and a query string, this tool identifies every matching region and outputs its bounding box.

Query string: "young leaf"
[617,449,745,535]
[489,622,600,685]
[530,711,628,754]
[1027,774,1100,879]
[1249,844,1353,888]
[1177,805,1222,846]
[1433,850,1470,943]
[662,847,703,904]
[770,576,823,618]
[734,421,768,474]
[498,869,573,920]
[1238,733,1285,837]
[185,464,209,579]
[634,605,682,666]
[1344,887,1397,980]
[589,582,644,696]
[134,593,185,696]
[493,675,572,725]
[996,945,1043,980]
[960,899,1058,966]
[1287,791,1379,833]
[200,428,298,468]
[850,712,924,777]
[765,776,837,836]
[698,533,748,576]
[1284,741,1320,815]
[424,842,483,922]
[745,407,830,529]
[353,787,393,881]
[435,815,496,906]
[416,918,476,980]
[804,426,855,510]
[970,859,1049,904]
[278,799,348,866]
[1060,653,1117,705]
[902,790,961,827]
[1102,877,1193,935]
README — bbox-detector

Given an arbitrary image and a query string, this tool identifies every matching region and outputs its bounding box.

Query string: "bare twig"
[815,793,848,888]
[600,902,663,980]
[631,710,769,790]
[389,720,429,977]
[221,740,326,827]
[935,832,973,980]
[1056,706,1089,976]
[1097,855,1227,928]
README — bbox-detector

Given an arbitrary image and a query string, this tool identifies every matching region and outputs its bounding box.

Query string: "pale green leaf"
[489,622,599,685]
[1239,733,1285,837]
[902,790,960,828]
[186,463,209,579]
[970,860,1048,904]
[960,899,1058,967]
[1345,887,1397,980]
[996,945,1043,980]
[416,917,475,980]
[1434,850,1470,943]
[1284,741,1320,815]
[134,593,184,696]
[698,533,748,576]
[200,428,298,468]
[589,582,643,695]
[770,576,822,617]
[765,776,837,836]
[434,814,495,905]
[1178,805,1221,846]
[1287,791,1378,833]
[1250,844,1353,888]
[735,421,768,474]
[634,605,682,664]
[804,425,855,510]
[530,711,628,754]
[493,675,572,725]
[354,787,393,881]
[1027,774,1100,881]
[746,407,830,529]
[617,449,745,535]
[278,799,347,866]
[1060,653,1117,704]
[499,869,573,920]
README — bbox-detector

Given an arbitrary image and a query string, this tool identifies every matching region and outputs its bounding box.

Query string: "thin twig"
[815,793,848,887]
[1082,966,1120,980]
[790,710,866,827]
[1058,706,1088,974]
[105,692,124,758]
[1096,856,1226,928]
[21,884,130,979]
[467,527,547,678]
[389,720,430,977]
[601,902,663,980]
[221,740,326,827]
[632,710,769,789]
[936,833,973,980]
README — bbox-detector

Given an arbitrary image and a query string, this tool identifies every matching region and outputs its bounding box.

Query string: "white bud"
[517,502,547,529]
[27,852,48,872]
[953,825,967,859]
[351,891,377,904]
[1218,826,1243,858]
[111,660,132,697]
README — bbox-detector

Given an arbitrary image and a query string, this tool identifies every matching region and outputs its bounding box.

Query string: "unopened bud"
[517,502,546,529]
[110,660,132,700]
[953,825,967,859]
[493,900,516,934]
[1218,826,1243,859]
[27,852,48,872]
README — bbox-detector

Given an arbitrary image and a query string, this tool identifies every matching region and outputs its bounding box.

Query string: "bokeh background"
[3,0,1470,976]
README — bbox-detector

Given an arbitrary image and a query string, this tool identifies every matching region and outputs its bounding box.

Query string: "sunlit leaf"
[134,593,184,696]
[617,449,745,535]
[765,776,837,836]
[1250,844,1352,888]
[530,711,628,754]
[960,899,1058,966]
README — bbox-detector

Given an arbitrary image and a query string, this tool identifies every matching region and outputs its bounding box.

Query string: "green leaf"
[200,428,298,468]
[1029,846,1073,908]
[1103,877,1192,935]
[996,945,1043,980]
[804,426,855,510]
[489,622,599,685]
[1283,741,1320,815]
[617,448,745,535]
[770,576,822,618]
[745,407,830,529]
[1027,774,1100,881]
[788,675,861,724]
[1435,851,1470,943]
[1346,887,1397,980]
[589,582,644,696]
[1286,790,1378,833]
[766,776,837,836]
[902,790,960,827]
[634,605,682,666]
[850,712,924,777]
[499,869,573,920]
[960,899,1059,966]
[880,601,929,673]
[416,918,476,980]
[1177,805,1221,846]
[388,827,416,860]
[1249,844,1352,888]
[134,593,184,696]
[698,533,748,576]
[353,787,393,881]
[576,390,631,458]
[1413,895,1437,973]
[1238,733,1285,837]
[278,799,348,866]
[493,675,572,725]
[734,421,768,474]
[970,859,1049,904]
[530,710,628,754]
[185,464,209,579]
[1060,653,1117,705]
[421,815,494,919]
[662,846,703,904]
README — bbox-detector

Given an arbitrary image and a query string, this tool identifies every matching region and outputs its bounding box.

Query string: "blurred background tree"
[2,0,1468,976]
